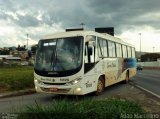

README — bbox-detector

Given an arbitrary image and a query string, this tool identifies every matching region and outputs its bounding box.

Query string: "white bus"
[34,30,136,95]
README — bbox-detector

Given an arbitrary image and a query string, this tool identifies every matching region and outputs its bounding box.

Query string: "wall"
[138,61,160,69]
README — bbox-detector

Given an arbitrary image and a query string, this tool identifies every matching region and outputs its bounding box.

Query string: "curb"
[0,89,36,99]
[144,67,160,70]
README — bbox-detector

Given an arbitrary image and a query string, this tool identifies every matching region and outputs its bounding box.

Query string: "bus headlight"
[34,76,39,83]
[65,77,82,86]
[35,79,38,83]
[76,87,81,92]
[34,78,44,85]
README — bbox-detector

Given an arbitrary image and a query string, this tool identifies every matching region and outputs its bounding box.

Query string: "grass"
[0,66,34,92]
[19,98,144,119]
[0,65,145,119]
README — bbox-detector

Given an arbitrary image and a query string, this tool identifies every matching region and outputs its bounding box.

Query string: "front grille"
[41,87,70,93]
[43,82,66,85]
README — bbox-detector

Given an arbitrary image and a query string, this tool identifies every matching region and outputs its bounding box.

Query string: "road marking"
[137,72,160,78]
[132,83,160,99]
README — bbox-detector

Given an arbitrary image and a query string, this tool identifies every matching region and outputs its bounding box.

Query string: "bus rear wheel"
[95,77,104,96]
[125,71,129,83]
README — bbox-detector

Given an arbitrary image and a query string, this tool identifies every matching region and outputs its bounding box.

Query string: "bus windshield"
[35,36,83,73]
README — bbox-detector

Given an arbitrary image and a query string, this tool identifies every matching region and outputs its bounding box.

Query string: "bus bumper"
[34,82,84,95]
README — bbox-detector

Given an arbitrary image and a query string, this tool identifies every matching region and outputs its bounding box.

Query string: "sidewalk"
[0,88,36,98]
[144,67,160,70]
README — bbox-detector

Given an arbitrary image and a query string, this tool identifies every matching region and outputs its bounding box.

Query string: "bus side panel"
[83,65,100,95]
[123,58,137,78]
[103,58,137,87]
[129,68,137,78]
[103,58,119,87]
[117,58,137,81]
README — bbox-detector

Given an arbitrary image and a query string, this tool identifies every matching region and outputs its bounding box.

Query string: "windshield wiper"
[53,48,58,69]
[50,40,65,71]
[50,40,57,71]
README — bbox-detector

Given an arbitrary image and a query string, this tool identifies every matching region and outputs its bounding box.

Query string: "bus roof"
[42,30,134,47]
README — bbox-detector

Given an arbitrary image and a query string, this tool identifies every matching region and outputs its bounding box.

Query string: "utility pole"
[27,33,28,50]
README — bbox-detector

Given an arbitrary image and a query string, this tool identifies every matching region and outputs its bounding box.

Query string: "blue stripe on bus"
[123,58,137,69]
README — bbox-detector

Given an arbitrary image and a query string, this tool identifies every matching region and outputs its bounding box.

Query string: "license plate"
[49,88,58,92]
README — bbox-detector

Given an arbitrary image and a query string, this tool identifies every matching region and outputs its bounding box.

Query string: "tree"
[0,49,10,55]
[31,44,38,54]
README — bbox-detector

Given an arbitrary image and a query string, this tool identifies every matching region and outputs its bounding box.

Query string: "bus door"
[83,36,97,93]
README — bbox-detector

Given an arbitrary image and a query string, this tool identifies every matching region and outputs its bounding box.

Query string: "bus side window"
[116,43,122,57]
[131,47,135,58]
[122,45,127,58]
[108,41,115,57]
[85,42,93,63]
[97,37,103,57]
[127,46,132,58]
[85,43,88,63]
[87,41,95,63]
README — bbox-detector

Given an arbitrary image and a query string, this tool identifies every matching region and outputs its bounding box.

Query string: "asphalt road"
[131,69,160,97]
[0,83,131,113]
[0,69,160,113]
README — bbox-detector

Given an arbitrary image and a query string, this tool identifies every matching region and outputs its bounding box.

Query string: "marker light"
[65,77,82,86]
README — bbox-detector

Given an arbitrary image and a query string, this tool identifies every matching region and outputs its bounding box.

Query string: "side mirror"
[92,42,95,47]
[88,46,93,56]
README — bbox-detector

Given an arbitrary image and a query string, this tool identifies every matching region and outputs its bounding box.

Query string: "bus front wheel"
[95,76,104,96]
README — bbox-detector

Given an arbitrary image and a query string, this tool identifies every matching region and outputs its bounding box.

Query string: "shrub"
[19,98,144,119]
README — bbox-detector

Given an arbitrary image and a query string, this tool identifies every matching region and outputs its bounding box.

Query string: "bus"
[34,30,136,95]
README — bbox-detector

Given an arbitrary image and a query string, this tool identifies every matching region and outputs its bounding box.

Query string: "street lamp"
[153,46,155,52]
[27,33,28,50]
[80,23,85,29]
[139,33,142,61]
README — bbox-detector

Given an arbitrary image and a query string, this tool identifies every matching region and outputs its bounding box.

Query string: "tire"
[125,71,129,83]
[95,76,105,96]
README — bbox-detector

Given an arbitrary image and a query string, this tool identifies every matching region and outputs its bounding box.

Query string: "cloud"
[84,0,160,33]
[0,0,160,52]
[15,14,40,27]
[1,0,160,30]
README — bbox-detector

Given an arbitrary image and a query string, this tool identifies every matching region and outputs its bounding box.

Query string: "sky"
[0,0,160,52]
